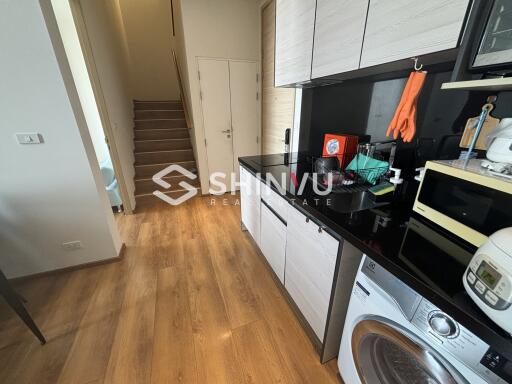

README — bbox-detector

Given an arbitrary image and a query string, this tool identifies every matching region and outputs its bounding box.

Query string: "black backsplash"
[300,70,512,178]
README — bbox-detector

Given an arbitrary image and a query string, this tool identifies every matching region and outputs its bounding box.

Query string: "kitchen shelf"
[441,77,512,91]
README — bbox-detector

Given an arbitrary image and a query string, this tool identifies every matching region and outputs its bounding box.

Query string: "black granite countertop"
[239,153,512,361]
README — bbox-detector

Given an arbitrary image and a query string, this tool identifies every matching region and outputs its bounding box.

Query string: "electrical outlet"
[61,241,83,251]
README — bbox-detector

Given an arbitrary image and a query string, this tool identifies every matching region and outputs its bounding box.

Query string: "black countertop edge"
[239,156,512,361]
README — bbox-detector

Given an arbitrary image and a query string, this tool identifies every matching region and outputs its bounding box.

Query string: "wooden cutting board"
[460,103,500,150]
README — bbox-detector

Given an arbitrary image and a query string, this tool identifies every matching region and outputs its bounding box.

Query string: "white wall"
[0,0,122,278]
[177,0,261,194]
[51,0,111,165]
[173,0,196,157]
[78,0,136,210]
[118,0,180,100]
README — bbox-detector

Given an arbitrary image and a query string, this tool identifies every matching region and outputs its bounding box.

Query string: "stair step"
[135,149,194,165]
[135,187,200,205]
[135,119,187,130]
[135,110,185,120]
[134,101,182,110]
[135,175,200,195]
[135,160,197,178]
[134,128,189,140]
[134,138,191,152]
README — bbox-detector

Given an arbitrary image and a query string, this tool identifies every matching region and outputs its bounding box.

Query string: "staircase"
[133,100,199,205]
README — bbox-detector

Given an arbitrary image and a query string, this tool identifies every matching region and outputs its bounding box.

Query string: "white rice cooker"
[463,228,512,335]
[487,118,512,164]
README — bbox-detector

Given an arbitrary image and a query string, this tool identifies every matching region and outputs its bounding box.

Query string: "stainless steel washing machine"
[338,255,510,384]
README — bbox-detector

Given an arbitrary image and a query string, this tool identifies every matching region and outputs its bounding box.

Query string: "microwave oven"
[413,160,512,247]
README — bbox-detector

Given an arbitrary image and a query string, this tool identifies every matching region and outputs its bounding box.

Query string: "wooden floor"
[0,196,341,383]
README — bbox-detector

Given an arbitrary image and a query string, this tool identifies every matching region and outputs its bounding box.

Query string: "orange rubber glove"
[386,72,416,139]
[400,71,426,142]
[387,71,427,143]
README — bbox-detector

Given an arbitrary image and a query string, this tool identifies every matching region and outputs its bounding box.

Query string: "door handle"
[284,128,291,153]
[221,129,231,133]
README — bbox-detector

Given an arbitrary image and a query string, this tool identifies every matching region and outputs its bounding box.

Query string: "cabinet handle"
[305,217,310,223]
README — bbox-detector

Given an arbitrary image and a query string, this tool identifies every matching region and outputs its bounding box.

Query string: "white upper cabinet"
[275,0,316,86]
[360,0,471,68]
[312,0,370,78]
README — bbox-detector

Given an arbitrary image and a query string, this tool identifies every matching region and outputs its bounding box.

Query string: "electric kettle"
[487,118,512,164]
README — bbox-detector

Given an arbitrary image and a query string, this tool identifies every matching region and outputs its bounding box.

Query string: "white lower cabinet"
[284,206,339,339]
[240,165,339,342]
[260,203,287,284]
[240,166,260,245]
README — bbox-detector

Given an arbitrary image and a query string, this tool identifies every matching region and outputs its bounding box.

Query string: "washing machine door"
[352,319,468,384]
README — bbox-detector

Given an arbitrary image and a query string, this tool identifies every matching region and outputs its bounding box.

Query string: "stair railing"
[172,49,192,129]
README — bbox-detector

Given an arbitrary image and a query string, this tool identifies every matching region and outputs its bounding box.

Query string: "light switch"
[16,133,43,144]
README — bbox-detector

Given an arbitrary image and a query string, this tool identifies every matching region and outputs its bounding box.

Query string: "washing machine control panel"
[480,349,512,383]
[411,299,509,383]
[428,310,459,338]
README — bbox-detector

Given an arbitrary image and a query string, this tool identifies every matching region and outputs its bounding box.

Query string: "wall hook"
[412,57,423,71]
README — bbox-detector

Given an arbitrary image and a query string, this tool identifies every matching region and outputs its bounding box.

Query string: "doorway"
[51,0,135,214]
[198,58,260,193]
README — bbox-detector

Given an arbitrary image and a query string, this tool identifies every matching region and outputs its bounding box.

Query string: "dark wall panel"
[301,70,512,173]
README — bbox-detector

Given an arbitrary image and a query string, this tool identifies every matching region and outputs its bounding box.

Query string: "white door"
[199,59,260,192]
[229,61,259,180]
[198,58,234,192]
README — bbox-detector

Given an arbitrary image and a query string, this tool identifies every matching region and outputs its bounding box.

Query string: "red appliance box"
[322,134,358,169]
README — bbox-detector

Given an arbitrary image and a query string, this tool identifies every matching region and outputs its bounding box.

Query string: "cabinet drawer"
[260,182,289,223]
[260,203,287,284]
[285,207,339,339]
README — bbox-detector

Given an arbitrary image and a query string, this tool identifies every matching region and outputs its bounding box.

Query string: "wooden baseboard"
[118,243,126,258]
[9,243,126,284]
